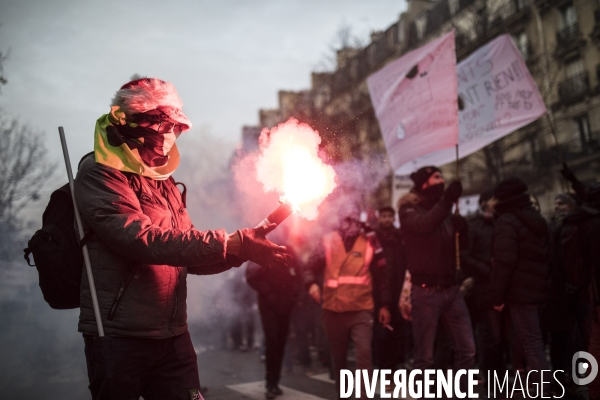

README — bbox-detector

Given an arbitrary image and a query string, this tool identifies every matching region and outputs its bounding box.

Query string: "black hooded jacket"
[491,195,550,306]
[461,212,494,307]
[398,189,466,287]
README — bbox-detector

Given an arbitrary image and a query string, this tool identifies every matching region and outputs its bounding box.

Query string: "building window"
[566,57,584,78]
[397,19,405,43]
[515,31,529,60]
[515,0,527,12]
[387,27,396,49]
[415,13,428,40]
[449,0,460,16]
[576,114,593,144]
[558,3,577,30]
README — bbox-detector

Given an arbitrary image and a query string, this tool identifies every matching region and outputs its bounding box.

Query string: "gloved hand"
[236,224,290,268]
[560,163,576,182]
[443,180,463,204]
[451,214,467,233]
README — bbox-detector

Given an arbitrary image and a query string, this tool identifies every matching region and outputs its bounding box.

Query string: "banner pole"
[59,127,105,337]
[455,144,461,271]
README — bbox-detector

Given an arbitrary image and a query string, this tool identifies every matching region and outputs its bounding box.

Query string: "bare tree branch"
[313,22,366,73]
[0,111,57,224]
[0,49,8,92]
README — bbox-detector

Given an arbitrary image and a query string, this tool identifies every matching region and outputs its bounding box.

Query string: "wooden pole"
[455,145,461,271]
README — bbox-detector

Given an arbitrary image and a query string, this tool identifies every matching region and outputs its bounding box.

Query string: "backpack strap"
[174,181,187,208]
[23,234,39,267]
[79,230,95,249]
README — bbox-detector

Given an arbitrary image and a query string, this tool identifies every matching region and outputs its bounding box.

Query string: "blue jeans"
[411,285,476,370]
[509,304,551,395]
[83,331,203,400]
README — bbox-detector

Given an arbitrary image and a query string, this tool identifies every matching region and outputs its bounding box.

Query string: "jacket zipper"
[169,270,179,335]
[162,183,177,229]
[159,181,180,335]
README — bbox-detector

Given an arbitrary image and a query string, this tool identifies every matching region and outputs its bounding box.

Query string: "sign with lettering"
[367,31,459,172]
[392,34,546,174]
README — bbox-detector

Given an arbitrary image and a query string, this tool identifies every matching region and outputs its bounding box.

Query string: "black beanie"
[494,177,528,201]
[410,166,441,190]
[478,188,495,205]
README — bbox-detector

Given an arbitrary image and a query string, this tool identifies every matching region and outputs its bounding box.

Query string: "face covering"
[93,107,180,180]
[162,133,177,155]
[420,182,445,202]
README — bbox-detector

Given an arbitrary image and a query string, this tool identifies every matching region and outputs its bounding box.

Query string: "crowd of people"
[70,76,599,400]
[235,165,600,400]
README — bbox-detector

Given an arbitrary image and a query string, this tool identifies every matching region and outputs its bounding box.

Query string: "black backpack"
[23,183,94,309]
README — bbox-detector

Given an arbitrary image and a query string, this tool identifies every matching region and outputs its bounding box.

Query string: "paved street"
[196,347,339,400]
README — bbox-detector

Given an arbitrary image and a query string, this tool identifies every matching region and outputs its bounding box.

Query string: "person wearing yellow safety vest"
[304,214,391,400]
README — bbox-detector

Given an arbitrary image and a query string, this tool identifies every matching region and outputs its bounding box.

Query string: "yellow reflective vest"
[322,231,375,312]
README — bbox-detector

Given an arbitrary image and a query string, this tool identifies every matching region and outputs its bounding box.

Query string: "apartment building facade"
[249,0,600,216]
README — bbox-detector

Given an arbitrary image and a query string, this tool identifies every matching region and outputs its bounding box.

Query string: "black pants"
[258,300,292,388]
[83,331,202,400]
[372,308,404,369]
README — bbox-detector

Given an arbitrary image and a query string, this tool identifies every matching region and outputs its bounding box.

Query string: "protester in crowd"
[530,194,542,213]
[304,210,391,399]
[283,288,315,375]
[491,177,551,395]
[373,206,407,370]
[550,193,576,229]
[461,188,507,380]
[543,192,583,392]
[74,76,289,400]
[246,241,301,399]
[230,266,257,352]
[560,163,588,202]
[397,166,475,380]
[559,182,600,399]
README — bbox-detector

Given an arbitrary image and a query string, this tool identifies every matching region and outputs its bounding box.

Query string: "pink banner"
[367,31,459,172]
[392,34,547,174]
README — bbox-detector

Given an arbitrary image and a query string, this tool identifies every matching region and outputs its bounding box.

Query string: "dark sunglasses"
[157,121,184,135]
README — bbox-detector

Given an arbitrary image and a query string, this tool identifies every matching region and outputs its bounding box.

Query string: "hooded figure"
[490,177,551,395]
[75,75,289,400]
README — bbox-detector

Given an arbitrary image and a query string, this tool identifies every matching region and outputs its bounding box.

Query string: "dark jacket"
[398,190,465,287]
[491,197,550,306]
[246,248,302,313]
[375,226,406,307]
[461,212,494,307]
[561,208,600,304]
[75,155,240,338]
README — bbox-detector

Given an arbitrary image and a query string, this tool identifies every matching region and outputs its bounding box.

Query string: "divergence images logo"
[572,351,598,386]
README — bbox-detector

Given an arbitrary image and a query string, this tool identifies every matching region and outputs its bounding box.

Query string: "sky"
[0,0,406,167]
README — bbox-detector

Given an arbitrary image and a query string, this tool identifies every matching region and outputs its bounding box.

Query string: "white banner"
[394,34,547,174]
[367,31,459,172]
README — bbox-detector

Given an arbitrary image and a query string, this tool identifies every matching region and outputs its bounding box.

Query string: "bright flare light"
[256,118,336,220]
[282,147,329,207]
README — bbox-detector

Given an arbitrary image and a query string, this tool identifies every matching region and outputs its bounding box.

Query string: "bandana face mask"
[162,132,177,155]
[93,106,181,180]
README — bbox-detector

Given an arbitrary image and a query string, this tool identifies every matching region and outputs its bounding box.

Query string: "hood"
[513,207,549,237]
[397,190,422,211]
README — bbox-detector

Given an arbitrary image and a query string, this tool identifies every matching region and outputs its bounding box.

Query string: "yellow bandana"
[93,107,180,180]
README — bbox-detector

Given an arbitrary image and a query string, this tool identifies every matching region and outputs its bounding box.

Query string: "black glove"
[237,224,290,268]
[443,180,463,204]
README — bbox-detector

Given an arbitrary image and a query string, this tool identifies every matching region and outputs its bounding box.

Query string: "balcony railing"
[558,72,590,103]
[537,136,600,168]
[556,23,581,46]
